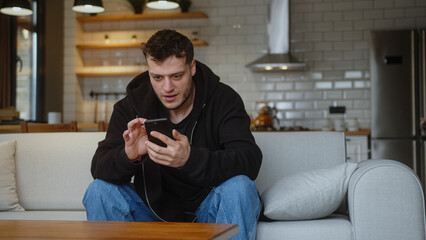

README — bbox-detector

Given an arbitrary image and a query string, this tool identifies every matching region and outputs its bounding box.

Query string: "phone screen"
[144,118,175,147]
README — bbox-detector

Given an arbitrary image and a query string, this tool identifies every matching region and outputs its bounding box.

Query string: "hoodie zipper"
[189,104,205,144]
[142,162,199,223]
[134,113,166,221]
[140,104,205,223]
[189,121,197,145]
[142,162,167,222]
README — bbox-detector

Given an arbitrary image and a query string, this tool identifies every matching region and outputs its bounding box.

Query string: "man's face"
[147,55,196,112]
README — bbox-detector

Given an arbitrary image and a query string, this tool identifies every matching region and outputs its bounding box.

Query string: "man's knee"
[83,179,121,205]
[218,175,258,198]
[83,179,135,221]
[85,179,114,195]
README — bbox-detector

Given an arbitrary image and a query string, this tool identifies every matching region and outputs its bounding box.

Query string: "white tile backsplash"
[266,92,284,101]
[285,111,304,119]
[295,101,314,110]
[315,82,333,89]
[344,71,363,79]
[315,101,334,109]
[276,102,293,110]
[285,92,304,100]
[304,91,323,99]
[313,3,332,12]
[276,82,294,91]
[354,100,370,109]
[335,81,353,89]
[305,110,323,119]
[354,80,370,88]
[324,91,343,100]
[345,90,366,99]
[295,82,314,90]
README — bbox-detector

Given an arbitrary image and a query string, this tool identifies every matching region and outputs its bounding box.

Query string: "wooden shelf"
[75,12,209,78]
[76,40,208,49]
[77,12,208,23]
[76,71,142,77]
[76,43,141,49]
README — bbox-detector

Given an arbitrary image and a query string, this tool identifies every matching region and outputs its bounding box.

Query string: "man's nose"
[163,78,174,92]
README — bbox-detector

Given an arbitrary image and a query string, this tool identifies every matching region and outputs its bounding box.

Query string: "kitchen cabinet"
[76,12,208,77]
[346,135,369,163]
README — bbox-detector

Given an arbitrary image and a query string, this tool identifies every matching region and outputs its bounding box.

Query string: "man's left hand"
[145,129,191,168]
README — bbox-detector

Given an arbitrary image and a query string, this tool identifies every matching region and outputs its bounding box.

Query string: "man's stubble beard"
[164,80,195,111]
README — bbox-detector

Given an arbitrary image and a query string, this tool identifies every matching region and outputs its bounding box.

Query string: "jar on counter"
[334,118,346,131]
[321,118,333,131]
[347,118,359,132]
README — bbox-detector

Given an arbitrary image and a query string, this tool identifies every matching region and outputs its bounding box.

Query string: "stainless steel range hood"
[246,0,306,72]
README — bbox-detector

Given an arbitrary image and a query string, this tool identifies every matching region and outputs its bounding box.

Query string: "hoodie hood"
[246,0,306,72]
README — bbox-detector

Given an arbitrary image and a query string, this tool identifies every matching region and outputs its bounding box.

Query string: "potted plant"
[127,0,145,14]
[178,0,192,12]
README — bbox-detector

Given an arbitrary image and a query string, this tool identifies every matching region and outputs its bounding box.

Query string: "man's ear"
[191,60,196,76]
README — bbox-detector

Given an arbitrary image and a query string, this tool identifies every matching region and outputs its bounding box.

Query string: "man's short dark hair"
[142,29,194,64]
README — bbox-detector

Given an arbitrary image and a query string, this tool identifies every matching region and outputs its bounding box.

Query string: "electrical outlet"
[329,106,346,114]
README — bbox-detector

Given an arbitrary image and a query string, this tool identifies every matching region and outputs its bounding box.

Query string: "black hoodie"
[90,61,262,222]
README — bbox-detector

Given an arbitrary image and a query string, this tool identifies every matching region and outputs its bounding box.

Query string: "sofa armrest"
[348,159,426,240]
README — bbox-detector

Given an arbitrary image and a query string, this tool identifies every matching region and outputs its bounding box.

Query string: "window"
[8,0,42,121]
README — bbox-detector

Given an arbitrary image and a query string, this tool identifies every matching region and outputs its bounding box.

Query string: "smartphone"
[144,118,175,147]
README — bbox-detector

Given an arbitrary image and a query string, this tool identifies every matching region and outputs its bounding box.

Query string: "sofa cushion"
[256,215,353,240]
[0,132,106,211]
[0,140,24,211]
[261,162,357,220]
[253,132,347,195]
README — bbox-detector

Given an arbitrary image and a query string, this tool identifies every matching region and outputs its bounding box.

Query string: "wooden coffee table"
[0,220,238,240]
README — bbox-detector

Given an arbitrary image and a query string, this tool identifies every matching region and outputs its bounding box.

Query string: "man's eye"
[153,76,162,80]
[173,75,183,80]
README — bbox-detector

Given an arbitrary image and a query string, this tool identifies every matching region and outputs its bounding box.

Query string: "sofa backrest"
[0,132,106,211]
[0,131,346,210]
[252,131,346,194]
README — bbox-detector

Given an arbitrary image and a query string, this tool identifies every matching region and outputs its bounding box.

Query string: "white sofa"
[0,131,425,240]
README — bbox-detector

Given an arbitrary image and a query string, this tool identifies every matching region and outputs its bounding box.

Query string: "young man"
[83,29,262,240]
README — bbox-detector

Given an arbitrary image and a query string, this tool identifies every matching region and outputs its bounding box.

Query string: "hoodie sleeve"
[90,97,142,185]
[179,84,262,187]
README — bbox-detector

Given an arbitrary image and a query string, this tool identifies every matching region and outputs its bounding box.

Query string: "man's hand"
[145,129,191,168]
[123,118,148,161]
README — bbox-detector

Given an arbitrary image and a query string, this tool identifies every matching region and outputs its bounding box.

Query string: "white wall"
[63,0,426,129]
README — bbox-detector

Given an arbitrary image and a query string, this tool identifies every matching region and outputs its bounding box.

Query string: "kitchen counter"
[251,128,370,136]
[1,121,371,136]
[0,123,20,133]
[251,128,371,162]
[340,128,370,136]
[0,122,108,133]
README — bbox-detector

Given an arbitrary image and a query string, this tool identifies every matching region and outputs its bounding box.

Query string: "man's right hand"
[123,118,148,161]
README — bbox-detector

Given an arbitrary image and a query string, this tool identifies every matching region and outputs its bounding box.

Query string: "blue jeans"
[83,175,261,240]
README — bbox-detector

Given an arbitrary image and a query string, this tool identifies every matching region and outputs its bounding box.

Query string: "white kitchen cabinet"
[346,135,369,163]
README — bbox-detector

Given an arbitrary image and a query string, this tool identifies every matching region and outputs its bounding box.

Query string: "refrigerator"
[370,29,426,188]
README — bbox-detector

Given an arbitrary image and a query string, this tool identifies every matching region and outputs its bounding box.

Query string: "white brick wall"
[63,0,426,130]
